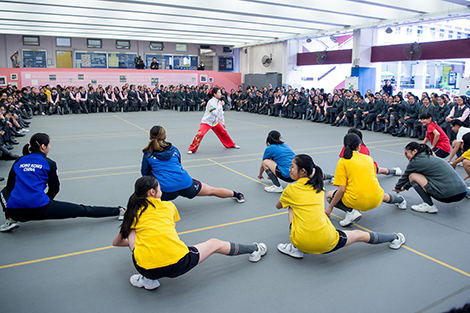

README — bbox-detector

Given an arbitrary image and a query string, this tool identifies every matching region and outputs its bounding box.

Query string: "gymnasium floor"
[0,110,469,313]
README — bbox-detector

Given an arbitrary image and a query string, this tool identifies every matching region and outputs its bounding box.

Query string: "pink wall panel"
[0,68,242,91]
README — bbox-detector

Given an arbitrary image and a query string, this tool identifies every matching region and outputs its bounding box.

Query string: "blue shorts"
[133,246,200,280]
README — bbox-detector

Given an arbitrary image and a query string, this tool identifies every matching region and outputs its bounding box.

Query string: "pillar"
[414,61,427,90]
[350,29,379,94]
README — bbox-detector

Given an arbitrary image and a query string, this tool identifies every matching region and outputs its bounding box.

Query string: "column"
[414,61,427,90]
[350,29,379,94]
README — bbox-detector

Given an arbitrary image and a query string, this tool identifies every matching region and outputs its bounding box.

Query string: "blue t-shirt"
[263,143,295,178]
[141,144,193,193]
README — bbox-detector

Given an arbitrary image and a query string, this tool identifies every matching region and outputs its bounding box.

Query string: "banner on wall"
[345,76,358,91]
[22,50,47,68]
[459,78,470,96]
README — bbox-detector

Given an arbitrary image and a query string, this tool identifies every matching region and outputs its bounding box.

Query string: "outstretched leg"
[188,123,212,153]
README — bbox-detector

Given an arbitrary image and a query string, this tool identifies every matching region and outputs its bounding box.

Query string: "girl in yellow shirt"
[325,133,407,227]
[113,176,267,290]
[276,154,405,259]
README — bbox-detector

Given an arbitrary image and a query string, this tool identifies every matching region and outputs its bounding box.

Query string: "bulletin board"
[145,54,173,69]
[108,53,138,69]
[22,50,47,68]
[459,77,470,97]
[173,56,198,70]
[219,56,234,71]
[75,51,107,68]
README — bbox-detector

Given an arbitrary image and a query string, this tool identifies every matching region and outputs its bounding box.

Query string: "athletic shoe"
[0,218,20,232]
[41,112,45,116]
[411,202,438,213]
[466,187,470,199]
[264,184,284,193]
[232,192,245,203]
[392,167,403,176]
[231,144,240,149]
[129,274,160,290]
[118,206,126,221]
[389,233,406,250]
[339,209,362,227]
[277,243,304,259]
[248,242,267,262]
[187,150,193,155]
[457,162,463,167]
[329,176,335,184]
[394,197,407,210]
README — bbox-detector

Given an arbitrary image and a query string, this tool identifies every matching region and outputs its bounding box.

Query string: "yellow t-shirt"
[334,151,384,211]
[280,178,339,254]
[131,198,189,270]
[462,149,470,160]
[45,89,51,102]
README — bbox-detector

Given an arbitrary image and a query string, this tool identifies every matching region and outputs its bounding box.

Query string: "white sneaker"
[187,150,193,155]
[411,202,438,213]
[264,185,284,193]
[394,197,407,210]
[339,209,362,227]
[457,162,463,167]
[41,112,45,116]
[0,218,20,232]
[118,206,126,221]
[248,242,267,262]
[392,167,403,176]
[329,176,335,184]
[389,233,406,249]
[129,274,160,290]
[466,187,470,199]
[231,144,240,149]
[277,243,304,259]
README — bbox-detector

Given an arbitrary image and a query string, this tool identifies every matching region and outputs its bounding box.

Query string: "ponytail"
[208,87,220,99]
[293,154,324,193]
[142,125,169,154]
[342,133,361,160]
[405,141,432,161]
[266,130,283,146]
[119,176,159,238]
[23,133,50,156]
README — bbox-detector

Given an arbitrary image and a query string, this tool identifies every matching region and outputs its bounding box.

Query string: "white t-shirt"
[201,97,224,126]
[456,127,470,142]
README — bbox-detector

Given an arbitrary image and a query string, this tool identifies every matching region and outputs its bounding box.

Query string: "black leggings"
[5,200,120,222]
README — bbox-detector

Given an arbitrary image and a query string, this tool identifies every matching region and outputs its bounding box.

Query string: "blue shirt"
[141,144,193,193]
[7,152,60,209]
[263,143,295,178]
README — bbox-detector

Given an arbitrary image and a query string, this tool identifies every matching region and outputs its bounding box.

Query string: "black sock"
[323,173,333,180]
[386,194,404,204]
[265,169,280,187]
[228,242,257,255]
[386,168,395,176]
[334,201,353,212]
[411,181,434,205]
[368,232,398,244]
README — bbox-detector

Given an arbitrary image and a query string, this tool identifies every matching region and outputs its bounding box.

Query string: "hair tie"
[27,142,31,146]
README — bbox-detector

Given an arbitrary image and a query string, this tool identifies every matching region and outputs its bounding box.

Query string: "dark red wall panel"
[297,49,352,66]
[371,39,470,62]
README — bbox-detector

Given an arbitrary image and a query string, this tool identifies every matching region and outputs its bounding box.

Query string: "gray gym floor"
[0,110,469,313]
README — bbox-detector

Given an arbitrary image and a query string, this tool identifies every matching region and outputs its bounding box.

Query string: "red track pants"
[188,123,235,153]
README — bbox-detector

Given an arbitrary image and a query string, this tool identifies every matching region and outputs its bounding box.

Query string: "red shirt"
[339,144,378,169]
[426,121,451,153]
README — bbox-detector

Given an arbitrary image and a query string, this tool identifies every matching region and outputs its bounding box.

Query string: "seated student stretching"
[275,154,405,259]
[113,176,267,290]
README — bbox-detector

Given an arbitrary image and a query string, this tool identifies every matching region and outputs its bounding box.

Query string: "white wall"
[239,41,287,83]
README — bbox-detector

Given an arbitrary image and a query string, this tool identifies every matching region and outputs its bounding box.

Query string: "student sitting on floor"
[451,133,470,193]
[113,176,267,290]
[275,154,405,259]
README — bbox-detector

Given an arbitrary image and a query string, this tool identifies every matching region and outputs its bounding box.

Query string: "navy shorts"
[161,179,202,201]
[324,229,348,254]
[133,246,200,280]
[431,147,450,159]
[275,166,294,183]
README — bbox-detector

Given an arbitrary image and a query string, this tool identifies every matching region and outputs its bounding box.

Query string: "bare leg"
[198,182,233,198]
[343,230,370,247]
[262,159,278,173]
[194,238,231,264]
[409,173,428,191]
[463,159,470,180]
[378,167,389,175]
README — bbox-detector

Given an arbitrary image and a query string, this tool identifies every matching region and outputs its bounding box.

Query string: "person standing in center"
[188,87,239,154]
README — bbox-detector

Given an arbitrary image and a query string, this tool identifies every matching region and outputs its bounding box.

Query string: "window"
[439,30,445,39]
[116,40,130,49]
[457,32,462,39]
[448,30,453,39]
[175,44,187,52]
[417,26,423,37]
[23,36,40,46]
[150,42,164,51]
[395,27,401,34]
[87,39,102,49]
[406,28,412,36]
[430,27,436,38]
[223,46,233,53]
[56,37,71,47]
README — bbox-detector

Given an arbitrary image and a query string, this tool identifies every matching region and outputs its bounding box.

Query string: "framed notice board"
[219,56,234,71]
[173,55,198,70]
[145,54,173,69]
[75,51,107,68]
[108,53,137,69]
[22,50,47,68]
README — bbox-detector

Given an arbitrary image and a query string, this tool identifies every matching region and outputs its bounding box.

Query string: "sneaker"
[392,167,403,176]
[0,218,20,232]
[248,242,267,262]
[466,187,470,199]
[457,162,463,167]
[41,112,45,116]
[232,192,245,203]
[118,206,126,221]
[264,185,284,193]
[411,202,438,213]
[389,233,406,249]
[129,274,160,290]
[394,197,407,210]
[329,176,335,184]
[231,144,240,149]
[187,151,193,155]
[277,243,304,259]
[339,209,362,227]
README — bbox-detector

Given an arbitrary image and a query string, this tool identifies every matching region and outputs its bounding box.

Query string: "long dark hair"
[119,176,159,239]
[347,128,365,145]
[405,141,432,161]
[342,133,361,160]
[208,87,219,99]
[266,130,283,146]
[22,133,50,156]
[293,154,324,193]
[142,125,169,154]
